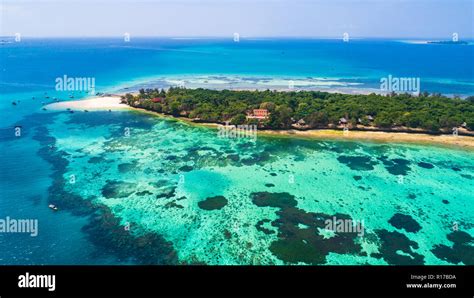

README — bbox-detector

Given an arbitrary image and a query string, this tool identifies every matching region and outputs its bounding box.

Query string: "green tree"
[422,120,440,132]
[169,101,181,116]
[374,112,394,128]
[306,112,328,128]
[230,114,247,125]
[268,105,292,129]
[260,101,276,112]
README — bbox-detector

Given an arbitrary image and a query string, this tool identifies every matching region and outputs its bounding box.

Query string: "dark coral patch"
[408,193,417,199]
[447,230,473,244]
[82,206,177,264]
[118,162,138,173]
[164,201,184,209]
[251,192,297,209]
[337,155,377,171]
[252,151,271,163]
[101,181,136,199]
[227,154,240,162]
[353,176,362,181]
[198,196,228,210]
[151,179,171,188]
[293,155,305,162]
[265,183,275,188]
[269,210,362,264]
[417,162,434,169]
[224,229,232,239]
[270,173,277,176]
[375,229,424,265]
[388,213,421,233]
[136,190,153,196]
[442,199,449,204]
[164,196,187,209]
[432,231,474,265]
[256,219,275,235]
[88,156,105,164]
[241,157,257,166]
[451,167,461,172]
[251,192,362,264]
[156,186,176,199]
[378,156,411,175]
[269,239,323,264]
[179,165,193,172]
[239,151,272,166]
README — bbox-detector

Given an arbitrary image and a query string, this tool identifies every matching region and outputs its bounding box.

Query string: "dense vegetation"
[123,88,474,133]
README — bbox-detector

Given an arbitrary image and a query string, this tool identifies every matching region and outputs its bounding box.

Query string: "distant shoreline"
[45,96,474,150]
[110,74,474,99]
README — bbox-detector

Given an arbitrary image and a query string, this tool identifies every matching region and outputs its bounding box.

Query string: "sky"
[1,0,473,38]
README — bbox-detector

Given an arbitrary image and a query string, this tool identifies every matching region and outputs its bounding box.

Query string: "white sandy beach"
[45,96,130,111]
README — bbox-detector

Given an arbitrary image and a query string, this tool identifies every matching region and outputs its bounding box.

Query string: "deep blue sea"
[0,38,473,264]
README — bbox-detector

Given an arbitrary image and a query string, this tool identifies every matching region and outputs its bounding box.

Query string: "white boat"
[48,204,58,211]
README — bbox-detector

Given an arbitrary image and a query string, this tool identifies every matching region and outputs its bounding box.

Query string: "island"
[121,87,474,136]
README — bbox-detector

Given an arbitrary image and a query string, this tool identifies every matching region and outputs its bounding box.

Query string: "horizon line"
[1,35,473,40]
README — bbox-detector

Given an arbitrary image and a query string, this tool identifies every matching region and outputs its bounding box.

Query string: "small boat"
[45,96,50,99]
[69,110,74,113]
[48,204,58,211]
[108,109,112,112]
[12,101,17,105]
[42,108,47,111]
[84,110,89,112]
[69,95,74,98]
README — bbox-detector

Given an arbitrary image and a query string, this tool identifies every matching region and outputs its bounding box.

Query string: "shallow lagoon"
[36,109,474,265]
[1,37,473,265]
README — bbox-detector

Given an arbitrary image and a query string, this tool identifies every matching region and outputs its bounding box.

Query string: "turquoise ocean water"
[0,38,473,264]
